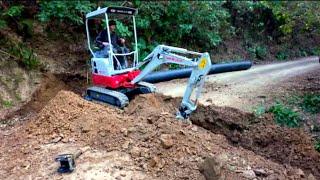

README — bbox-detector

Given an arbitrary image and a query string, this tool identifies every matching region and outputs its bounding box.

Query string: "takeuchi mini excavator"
[85,6,212,119]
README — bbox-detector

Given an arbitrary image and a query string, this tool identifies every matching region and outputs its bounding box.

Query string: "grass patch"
[253,104,266,117]
[15,93,22,101]
[268,102,301,128]
[2,100,13,108]
[300,93,320,114]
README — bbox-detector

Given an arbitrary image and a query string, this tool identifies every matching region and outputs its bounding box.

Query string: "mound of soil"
[191,105,320,178]
[0,91,318,179]
[1,73,87,125]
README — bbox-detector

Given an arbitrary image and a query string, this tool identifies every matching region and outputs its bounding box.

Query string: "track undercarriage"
[85,81,156,108]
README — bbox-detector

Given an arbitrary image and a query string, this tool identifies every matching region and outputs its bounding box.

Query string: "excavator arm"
[132,45,212,119]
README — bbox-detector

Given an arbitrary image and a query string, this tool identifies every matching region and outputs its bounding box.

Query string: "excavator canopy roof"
[86,6,137,19]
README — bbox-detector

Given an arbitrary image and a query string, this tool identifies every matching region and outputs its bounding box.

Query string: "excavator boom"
[132,45,212,119]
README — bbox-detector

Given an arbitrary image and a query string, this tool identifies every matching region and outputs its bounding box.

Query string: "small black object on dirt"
[55,154,76,173]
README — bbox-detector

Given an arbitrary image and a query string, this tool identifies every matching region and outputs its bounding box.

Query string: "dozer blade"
[120,81,156,98]
[136,81,156,93]
[85,86,129,108]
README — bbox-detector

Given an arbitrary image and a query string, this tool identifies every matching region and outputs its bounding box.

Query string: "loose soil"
[190,105,320,178]
[1,57,319,179]
[0,90,319,179]
[0,73,87,126]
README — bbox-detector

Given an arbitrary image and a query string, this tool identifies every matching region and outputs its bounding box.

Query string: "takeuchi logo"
[164,55,183,63]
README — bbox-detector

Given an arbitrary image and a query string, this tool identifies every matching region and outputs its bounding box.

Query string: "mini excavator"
[85,7,211,119]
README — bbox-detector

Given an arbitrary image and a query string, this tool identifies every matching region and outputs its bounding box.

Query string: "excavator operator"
[95,20,129,69]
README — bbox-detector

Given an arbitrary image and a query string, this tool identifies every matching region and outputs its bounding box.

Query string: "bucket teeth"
[176,106,192,120]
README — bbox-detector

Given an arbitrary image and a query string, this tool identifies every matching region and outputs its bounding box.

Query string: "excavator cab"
[85,6,139,76]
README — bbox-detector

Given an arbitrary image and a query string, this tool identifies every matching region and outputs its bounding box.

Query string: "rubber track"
[86,86,129,108]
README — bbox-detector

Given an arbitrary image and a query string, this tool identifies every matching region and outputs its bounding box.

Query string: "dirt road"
[156,56,320,111]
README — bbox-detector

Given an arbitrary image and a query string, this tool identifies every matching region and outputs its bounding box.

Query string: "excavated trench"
[2,73,320,178]
[124,93,320,178]
[189,105,320,178]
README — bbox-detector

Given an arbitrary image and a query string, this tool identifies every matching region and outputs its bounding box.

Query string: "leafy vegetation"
[0,5,23,29]
[286,93,320,114]
[3,5,23,17]
[301,94,320,114]
[133,1,232,59]
[0,36,40,70]
[268,102,301,128]
[37,1,94,25]
[0,4,35,40]
[115,20,132,38]
[315,139,320,152]
[253,104,266,117]
[276,51,289,61]
[10,42,39,70]
[2,100,13,108]
[247,44,268,60]
[1,1,320,61]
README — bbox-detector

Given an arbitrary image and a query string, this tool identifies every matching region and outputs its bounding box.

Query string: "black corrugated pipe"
[142,61,252,83]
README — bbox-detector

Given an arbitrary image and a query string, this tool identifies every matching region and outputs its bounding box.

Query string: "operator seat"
[94,44,128,70]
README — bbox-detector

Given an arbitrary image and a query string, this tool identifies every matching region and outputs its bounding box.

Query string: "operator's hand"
[102,42,109,46]
[120,38,125,44]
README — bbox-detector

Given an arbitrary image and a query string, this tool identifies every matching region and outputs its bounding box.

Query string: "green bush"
[38,1,94,25]
[115,20,132,39]
[1,1,318,63]
[3,5,23,17]
[268,102,301,128]
[0,5,35,38]
[264,2,320,36]
[301,94,320,114]
[315,139,320,152]
[248,44,268,60]
[8,42,39,70]
[225,2,276,36]
[137,38,157,61]
[0,5,24,29]
[310,47,320,56]
[0,19,6,29]
[134,1,232,58]
[299,47,320,57]
[276,51,289,60]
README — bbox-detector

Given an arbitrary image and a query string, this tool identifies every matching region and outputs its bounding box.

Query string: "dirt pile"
[0,91,318,179]
[191,105,320,178]
[125,94,180,118]
[1,73,87,125]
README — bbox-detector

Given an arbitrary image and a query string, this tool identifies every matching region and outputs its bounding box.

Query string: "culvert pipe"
[142,61,252,83]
